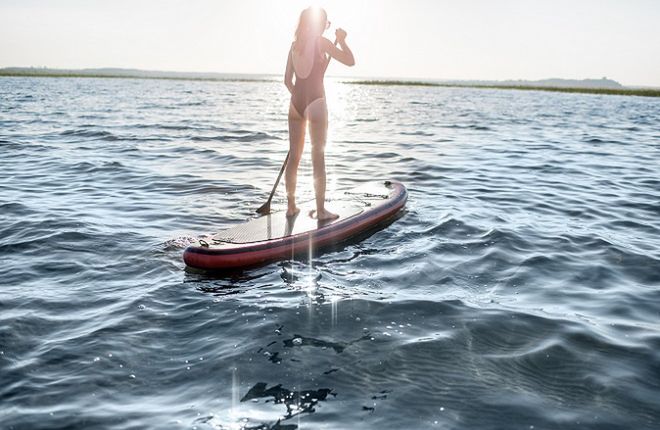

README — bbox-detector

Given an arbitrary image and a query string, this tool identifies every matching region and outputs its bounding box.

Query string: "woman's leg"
[286,102,306,216]
[307,98,338,220]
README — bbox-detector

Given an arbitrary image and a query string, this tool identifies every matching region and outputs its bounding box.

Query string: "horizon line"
[2,65,659,89]
[3,66,660,92]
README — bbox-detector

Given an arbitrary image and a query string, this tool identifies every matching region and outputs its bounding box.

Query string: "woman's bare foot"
[286,194,300,217]
[309,208,339,221]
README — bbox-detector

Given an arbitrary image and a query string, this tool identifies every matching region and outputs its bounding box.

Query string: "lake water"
[1,76,659,429]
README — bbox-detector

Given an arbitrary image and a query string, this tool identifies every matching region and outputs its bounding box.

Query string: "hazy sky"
[1,0,659,86]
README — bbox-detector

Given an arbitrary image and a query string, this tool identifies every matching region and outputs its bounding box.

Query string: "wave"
[3,77,660,430]
[59,129,119,141]
[190,131,278,142]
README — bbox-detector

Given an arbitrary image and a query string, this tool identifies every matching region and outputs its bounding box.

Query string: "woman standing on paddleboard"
[284,7,355,220]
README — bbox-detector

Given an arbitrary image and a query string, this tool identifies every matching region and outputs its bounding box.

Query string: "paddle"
[256,38,339,215]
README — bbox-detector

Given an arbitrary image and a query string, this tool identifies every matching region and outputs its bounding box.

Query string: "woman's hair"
[293,7,328,53]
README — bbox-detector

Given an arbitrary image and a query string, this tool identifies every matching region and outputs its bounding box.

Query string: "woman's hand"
[335,28,347,42]
[322,30,355,67]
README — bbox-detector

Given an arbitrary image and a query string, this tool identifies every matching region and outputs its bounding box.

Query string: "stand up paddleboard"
[183,180,407,271]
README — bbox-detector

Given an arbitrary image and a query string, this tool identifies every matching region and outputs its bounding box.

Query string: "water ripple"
[1,76,659,429]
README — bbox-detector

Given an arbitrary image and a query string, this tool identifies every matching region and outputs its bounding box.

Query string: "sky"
[1,0,659,86]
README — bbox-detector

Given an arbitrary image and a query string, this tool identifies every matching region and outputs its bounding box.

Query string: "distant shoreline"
[2,70,659,98]
[0,70,274,84]
[346,80,660,98]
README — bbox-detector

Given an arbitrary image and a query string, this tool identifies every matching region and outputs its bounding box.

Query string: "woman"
[284,7,355,220]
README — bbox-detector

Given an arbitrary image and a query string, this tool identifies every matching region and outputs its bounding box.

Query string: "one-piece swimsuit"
[290,43,327,117]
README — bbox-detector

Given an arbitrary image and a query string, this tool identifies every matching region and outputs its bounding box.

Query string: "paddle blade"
[256,201,271,215]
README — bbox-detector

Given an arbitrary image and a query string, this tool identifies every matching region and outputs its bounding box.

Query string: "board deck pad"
[212,202,364,244]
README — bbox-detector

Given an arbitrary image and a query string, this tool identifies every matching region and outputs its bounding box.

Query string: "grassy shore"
[2,70,658,97]
[0,69,273,83]
[346,80,660,98]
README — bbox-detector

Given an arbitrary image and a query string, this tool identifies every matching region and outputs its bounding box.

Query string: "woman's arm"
[284,45,295,94]
[321,30,355,66]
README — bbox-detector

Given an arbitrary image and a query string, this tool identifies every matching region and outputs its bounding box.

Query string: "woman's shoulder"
[319,37,333,49]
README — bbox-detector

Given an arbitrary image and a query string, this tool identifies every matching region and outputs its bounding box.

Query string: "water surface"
[1,77,659,429]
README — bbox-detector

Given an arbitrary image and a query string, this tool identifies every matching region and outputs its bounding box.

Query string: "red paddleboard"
[183,180,407,271]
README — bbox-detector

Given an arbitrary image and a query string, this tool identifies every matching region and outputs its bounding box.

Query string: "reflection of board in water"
[183,180,407,271]
[241,382,335,420]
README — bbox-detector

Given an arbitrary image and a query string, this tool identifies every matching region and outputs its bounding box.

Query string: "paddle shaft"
[257,38,339,214]
[263,151,289,207]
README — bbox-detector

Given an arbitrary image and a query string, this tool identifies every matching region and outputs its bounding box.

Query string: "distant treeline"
[0,67,274,83]
[2,68,659,98]
[346,80,660,98]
